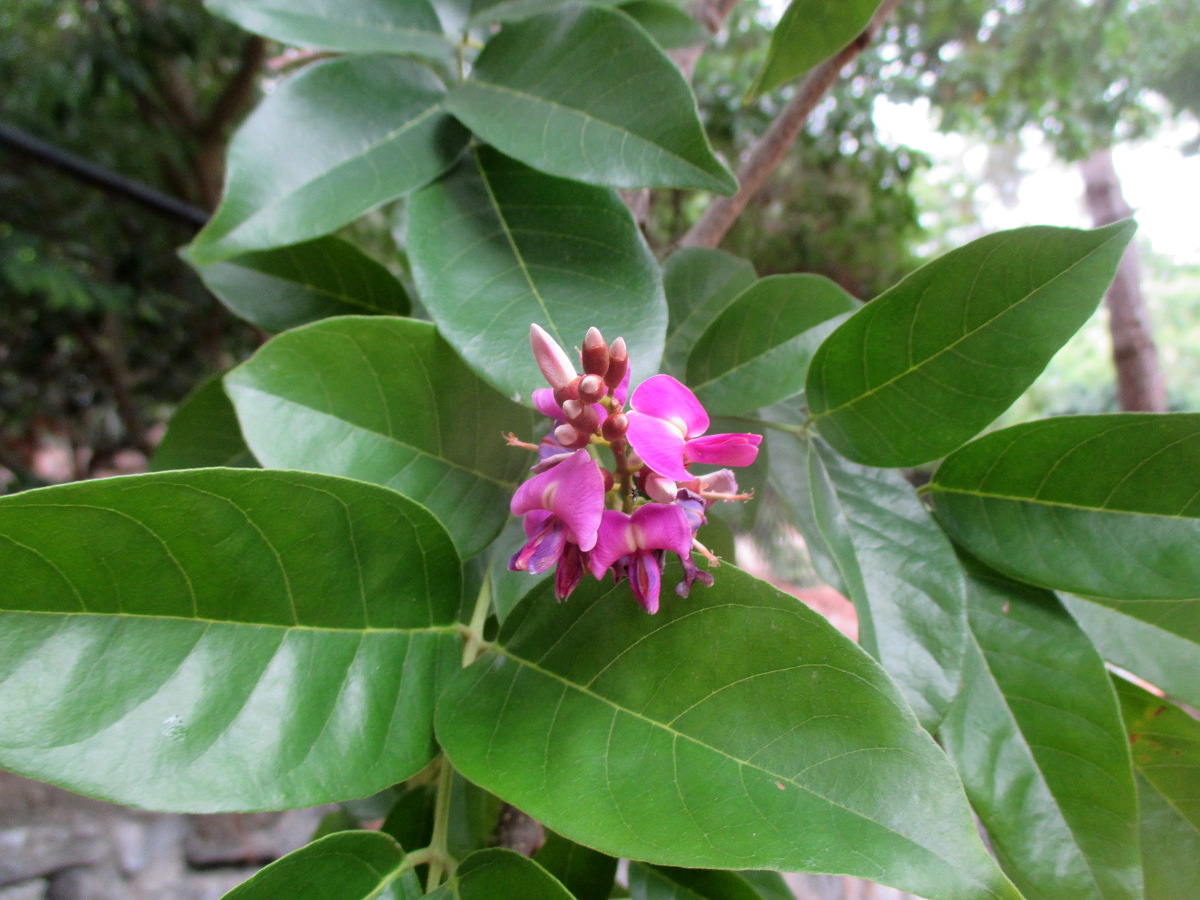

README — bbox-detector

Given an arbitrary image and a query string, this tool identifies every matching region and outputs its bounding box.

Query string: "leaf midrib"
[490,644,1009,899]
[0,606,459,635]
[453,81,728,188]
[931,485,1200,521]
[812,225,1130,420]
[228,382,515,488]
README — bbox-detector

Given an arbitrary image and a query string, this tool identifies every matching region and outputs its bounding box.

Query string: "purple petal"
[628,503,693,557]
[511,449,604,550]
[627,550,663,614]
[683,433,762,469]
[509,513,564,574]
[626,411,689,480]
[554,542,587,600]
[630,375,708,438]
[590,510,638,577]
[611,364,631,407]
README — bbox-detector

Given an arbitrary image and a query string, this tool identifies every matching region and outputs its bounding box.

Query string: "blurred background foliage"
[3,0,1197,494]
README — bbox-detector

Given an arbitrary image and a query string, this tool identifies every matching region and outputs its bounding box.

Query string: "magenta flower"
[625,375,762,481]
[589,504,711,614]
[509,449,604,598]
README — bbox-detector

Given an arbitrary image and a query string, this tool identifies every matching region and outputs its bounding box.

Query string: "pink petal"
[590,510,638,577]
[532,388,566,421]
[684,433,762,469]
[510,448,604,550]
[630,375,709,438]
[626,411,690,480]
[628,503,693,558]
[628,551,662,614]
[611,364,631,407]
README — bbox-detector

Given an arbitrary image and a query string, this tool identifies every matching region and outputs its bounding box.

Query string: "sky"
[873,98,1200,264]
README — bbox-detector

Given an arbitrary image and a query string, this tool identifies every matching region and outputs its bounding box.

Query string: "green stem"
[462,568,493,666]
[424,756,457,892]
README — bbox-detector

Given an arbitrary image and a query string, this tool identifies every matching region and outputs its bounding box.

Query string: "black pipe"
[0,121,210,229]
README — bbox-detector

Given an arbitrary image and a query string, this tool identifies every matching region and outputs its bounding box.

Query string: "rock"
[183,808,331,868]
[0,880,49,900]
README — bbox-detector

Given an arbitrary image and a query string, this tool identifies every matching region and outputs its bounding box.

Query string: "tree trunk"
[1080,147,1167,412]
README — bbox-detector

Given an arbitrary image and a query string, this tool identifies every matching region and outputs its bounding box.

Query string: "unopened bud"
[531,324,577,390]
[602,468,615,492]
[604,337,628,390]
[644,472,678,504]
[554,422,591,450]
[602,412,628,442]
[562,399,600,435]
[553,376,581,408]
[578,374,605,405]
[582,327,609,377]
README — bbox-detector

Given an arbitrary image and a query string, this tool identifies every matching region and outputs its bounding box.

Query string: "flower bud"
[602,412,628,442]
[582,327,609,377]
[578,374,605,405]
[644,471,678,504]
[601,468,615,492]
[604,337,628,391]
[554,422,591,449]
[530,324,577,390]
[562,399,600,435]
[553,376,581,408]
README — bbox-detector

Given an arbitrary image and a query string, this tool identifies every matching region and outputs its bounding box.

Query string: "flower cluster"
[507,324,761,613]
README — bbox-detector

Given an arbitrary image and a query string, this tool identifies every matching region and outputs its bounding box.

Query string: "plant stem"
[462,569,493,666]
[424,756,457,892]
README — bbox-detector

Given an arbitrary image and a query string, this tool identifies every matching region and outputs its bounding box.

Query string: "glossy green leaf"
[768,433,966,729]
[629,864,786,900]
[436,566,1020,900]
[939,565,1141,900]
[470,0,620,25]
[663,248,756,378]
[150,375,255,471]
[188,56,469,264]
[0,469,461,811]
[930,413,1200,600]
[1062,595,1200,708]
[222,831,422,900]
[688,275,858,416]
[618,1,710,49]
[750,0,881,98]
[1115,678,1200,900]
[807,222,1136,466]
[408,146,666,400]
[225,316,537,558]
[194,236,411,333]
[205,0,454,58]
[427,849,575,899]
[311,808,358,841]
[445,5,735,193]
[535,830,618,900]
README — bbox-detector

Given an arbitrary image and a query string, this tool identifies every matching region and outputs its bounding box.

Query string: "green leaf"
[750,0,882,98]
[617,1,710,50]
[628,864,783,900]
[150,375,255,471]
[427,849,575,899]
[188,56,469,264]
[381,784,436,861]
[193,236,411,333]
[470,0,621,25]
[0,469,461,811]
[535,830,618,900]
[662,247,756,379]
[929,413,1200,600]
[939,565,1142,900]
[220,831,421,900]
[768,433,966,729]
[806,222,1136,466]
[445,5,735,193]
[1115,678,1200,900]
[408,146,666,400]
[205,0,454,58]
[224,316,538,558]
[435,566,1020,900]
[1062,595,1200,708]
[688,275,858,416]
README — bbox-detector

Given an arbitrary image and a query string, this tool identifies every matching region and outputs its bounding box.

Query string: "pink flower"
[509,449,605,599]
[589,504,712,614]
[625,375,761,481]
